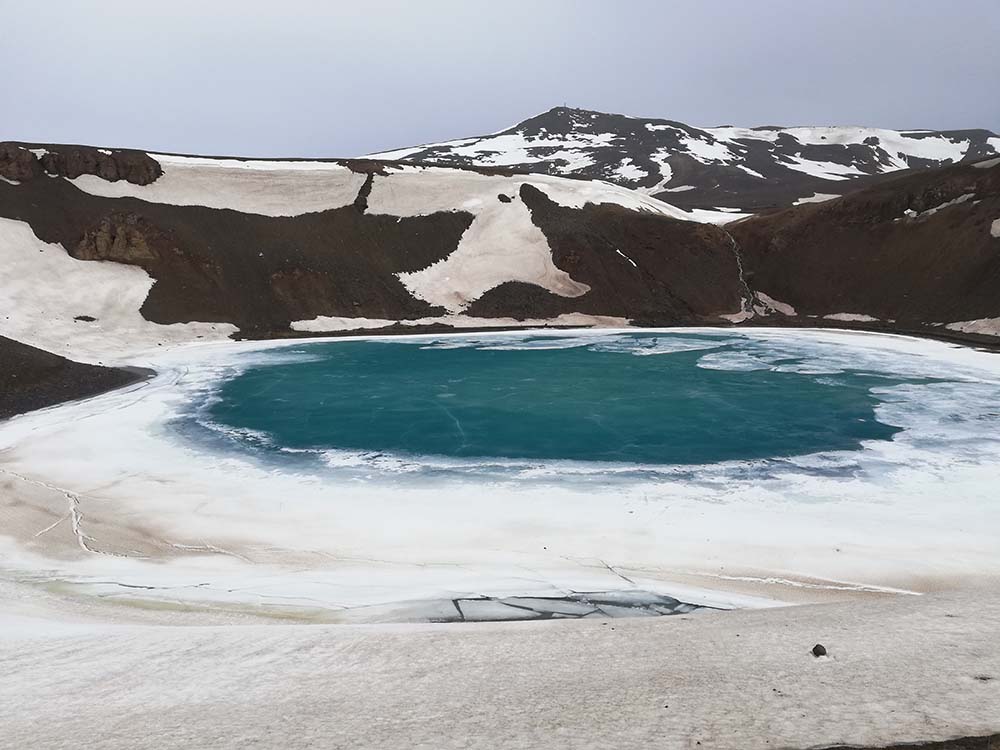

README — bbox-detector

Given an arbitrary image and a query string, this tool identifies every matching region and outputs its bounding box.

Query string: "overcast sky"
[2,0,998,157]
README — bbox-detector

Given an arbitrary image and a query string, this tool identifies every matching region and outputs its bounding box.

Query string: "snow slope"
[1,146,749,360]
[369,107,1000,212]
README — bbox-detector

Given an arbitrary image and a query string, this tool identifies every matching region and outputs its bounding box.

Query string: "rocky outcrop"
[0,142,161,185]
[0,143,44,181]
[74,212,169,264]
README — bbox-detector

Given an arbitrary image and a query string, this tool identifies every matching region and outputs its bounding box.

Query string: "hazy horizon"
[1,0,998,157]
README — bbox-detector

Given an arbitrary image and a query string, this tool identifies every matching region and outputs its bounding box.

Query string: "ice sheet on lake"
[2,327,1000,617]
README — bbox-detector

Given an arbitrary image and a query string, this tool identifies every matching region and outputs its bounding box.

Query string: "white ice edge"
[2,327,1000,619]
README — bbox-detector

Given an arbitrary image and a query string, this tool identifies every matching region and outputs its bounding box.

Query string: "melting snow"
[615,249,638,268]
[755,293,797,316]
[780,155,867,181]
[0,217,236,363]
[363,167,691,312]
[683,207,752,224]
[681,136,738,164]
[612,158,646,181]
[706,125,972,170]
[945,318,1000,337]
[69,154,368,217]
[291,313,630,332]
[902,193,975,220]
[824,313,879,322]
[793,193,839,205]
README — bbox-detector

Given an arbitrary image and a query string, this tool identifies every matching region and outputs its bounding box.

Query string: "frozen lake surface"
[2,328,999,621]
[198,332,903,469]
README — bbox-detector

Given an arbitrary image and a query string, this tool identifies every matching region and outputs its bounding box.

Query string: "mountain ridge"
[1,137,998,369]
[369,106,1000,213]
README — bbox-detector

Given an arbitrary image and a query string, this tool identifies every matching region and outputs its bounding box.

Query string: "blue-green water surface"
[202,333,905,466]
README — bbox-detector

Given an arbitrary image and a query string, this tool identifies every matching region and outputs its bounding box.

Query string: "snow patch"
[290,313,630,333]
[395,197,588,312]
[615,249,638,268]
[290,317,397,332]
[68,154,368,217]
[0,218,237,364]
[824,313,879,323]
[902,193,975,220]
[681,136,738,165]
[793,193,839,205]
[363,166,699,311]
[992,218,1000,238]
[780,156,867,181]
[945,318,1000,337]
[973,156,1000,169]
[755,293,797,316]
[612,158,646,181]
[707,125,973,172]
[683,207,752,224]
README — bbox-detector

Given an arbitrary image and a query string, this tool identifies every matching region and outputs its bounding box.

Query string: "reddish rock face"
[73,212,169,264]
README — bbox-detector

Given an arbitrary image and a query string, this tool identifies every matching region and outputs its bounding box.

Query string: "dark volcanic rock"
[0,336,143,420]
[818,735,1000,750]
[0,142,162,185]
[74,212,170,264]
[0,171,470,333]
[811,643,827,657]
[507,184,743,323]
[39,146,162,185]
[466,185,744,324]
[729,158,1000,326]
[0,143,44,182]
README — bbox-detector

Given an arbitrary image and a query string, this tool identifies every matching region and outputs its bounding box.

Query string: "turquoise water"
[201,333,905,466]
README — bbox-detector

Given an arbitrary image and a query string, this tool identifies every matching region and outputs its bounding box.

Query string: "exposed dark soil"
[0,159,745,336]
[821,735,999,750]
[0,336,148,420]
[0,170,469,333]
[466,184,743,321]
[729,159,1000,325]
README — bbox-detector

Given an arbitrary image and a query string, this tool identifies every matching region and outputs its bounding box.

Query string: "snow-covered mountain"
[0,141,745,361]
[369,107,1000,212]
[1,139,999,362]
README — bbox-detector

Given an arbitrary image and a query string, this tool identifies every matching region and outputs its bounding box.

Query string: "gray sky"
[1,0,998,157]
